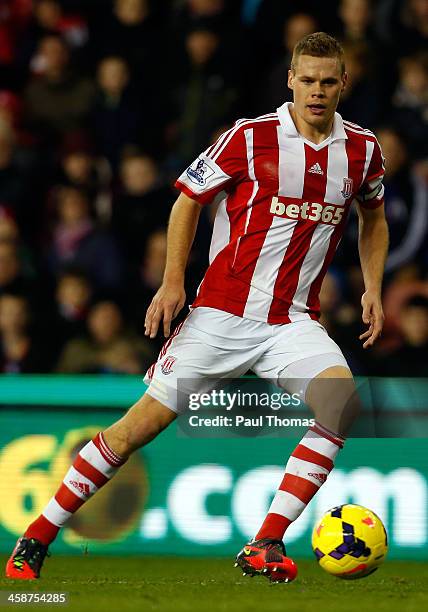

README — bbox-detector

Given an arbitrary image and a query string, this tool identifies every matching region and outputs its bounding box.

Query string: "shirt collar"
[277,102,348,143]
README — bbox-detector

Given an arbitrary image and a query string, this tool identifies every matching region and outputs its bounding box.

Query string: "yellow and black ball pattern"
[311,504,388,579]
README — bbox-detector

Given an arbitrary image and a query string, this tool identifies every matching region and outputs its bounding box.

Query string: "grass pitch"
[0,556,427,612]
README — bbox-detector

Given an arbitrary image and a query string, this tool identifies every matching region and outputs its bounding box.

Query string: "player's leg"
[238,321,357,582]
[255,362,355,542]
[24,393,176,544]
[305,363,360,436]
[103,392,178,456]
[6,307,266,580]
[5,394,175,580]
[6,316,197,581]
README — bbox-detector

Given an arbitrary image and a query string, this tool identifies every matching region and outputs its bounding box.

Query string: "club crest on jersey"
[341,177,353,199]
[161,356,177,375]
[186,158,215,186]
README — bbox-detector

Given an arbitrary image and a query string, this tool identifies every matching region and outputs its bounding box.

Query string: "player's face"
[288,55,347,130]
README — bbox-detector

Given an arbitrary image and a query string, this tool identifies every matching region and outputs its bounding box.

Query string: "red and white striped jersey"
[175,102,385,324]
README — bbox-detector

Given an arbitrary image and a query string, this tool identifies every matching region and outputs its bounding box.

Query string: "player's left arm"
[356,201,389,348]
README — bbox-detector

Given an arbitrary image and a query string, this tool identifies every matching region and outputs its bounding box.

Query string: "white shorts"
[144,307,349,414]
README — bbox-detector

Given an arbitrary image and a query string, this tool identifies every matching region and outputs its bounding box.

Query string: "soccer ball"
[311,504,388,579]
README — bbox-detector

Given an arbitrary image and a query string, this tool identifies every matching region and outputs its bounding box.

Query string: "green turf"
[0,556,427,612]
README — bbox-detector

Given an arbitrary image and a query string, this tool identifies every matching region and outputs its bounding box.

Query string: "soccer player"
[6,32,388,582]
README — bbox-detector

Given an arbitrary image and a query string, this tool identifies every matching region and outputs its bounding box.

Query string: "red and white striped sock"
[256,422,344,541]
[24,432,126,546]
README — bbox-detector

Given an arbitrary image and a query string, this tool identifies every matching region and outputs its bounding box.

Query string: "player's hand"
[359,290,384,349]
[144,283,186,339]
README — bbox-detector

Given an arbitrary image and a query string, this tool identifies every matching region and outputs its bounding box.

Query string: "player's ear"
[341,71,348,92]
[287,69,294,91]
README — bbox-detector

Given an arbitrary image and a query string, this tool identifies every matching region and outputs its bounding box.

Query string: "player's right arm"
[145,121,246,338]
[144,193,202,339]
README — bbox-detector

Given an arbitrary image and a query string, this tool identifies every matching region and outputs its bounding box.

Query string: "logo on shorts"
[341,177,354,199]
[186,158,215,186]
[161,356,177,375]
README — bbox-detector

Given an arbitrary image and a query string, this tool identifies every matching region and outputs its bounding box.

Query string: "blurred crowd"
[0,0,427,376]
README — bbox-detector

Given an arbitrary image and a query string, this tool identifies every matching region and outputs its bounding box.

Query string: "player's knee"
[326,384,361,435]
[306,367,361,436]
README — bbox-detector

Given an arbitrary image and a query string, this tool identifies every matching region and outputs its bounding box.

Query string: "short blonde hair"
[291,32,345,75]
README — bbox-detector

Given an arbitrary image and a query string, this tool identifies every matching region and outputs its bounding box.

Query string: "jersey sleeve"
[355,138,385,210]
[174,123,247,205]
